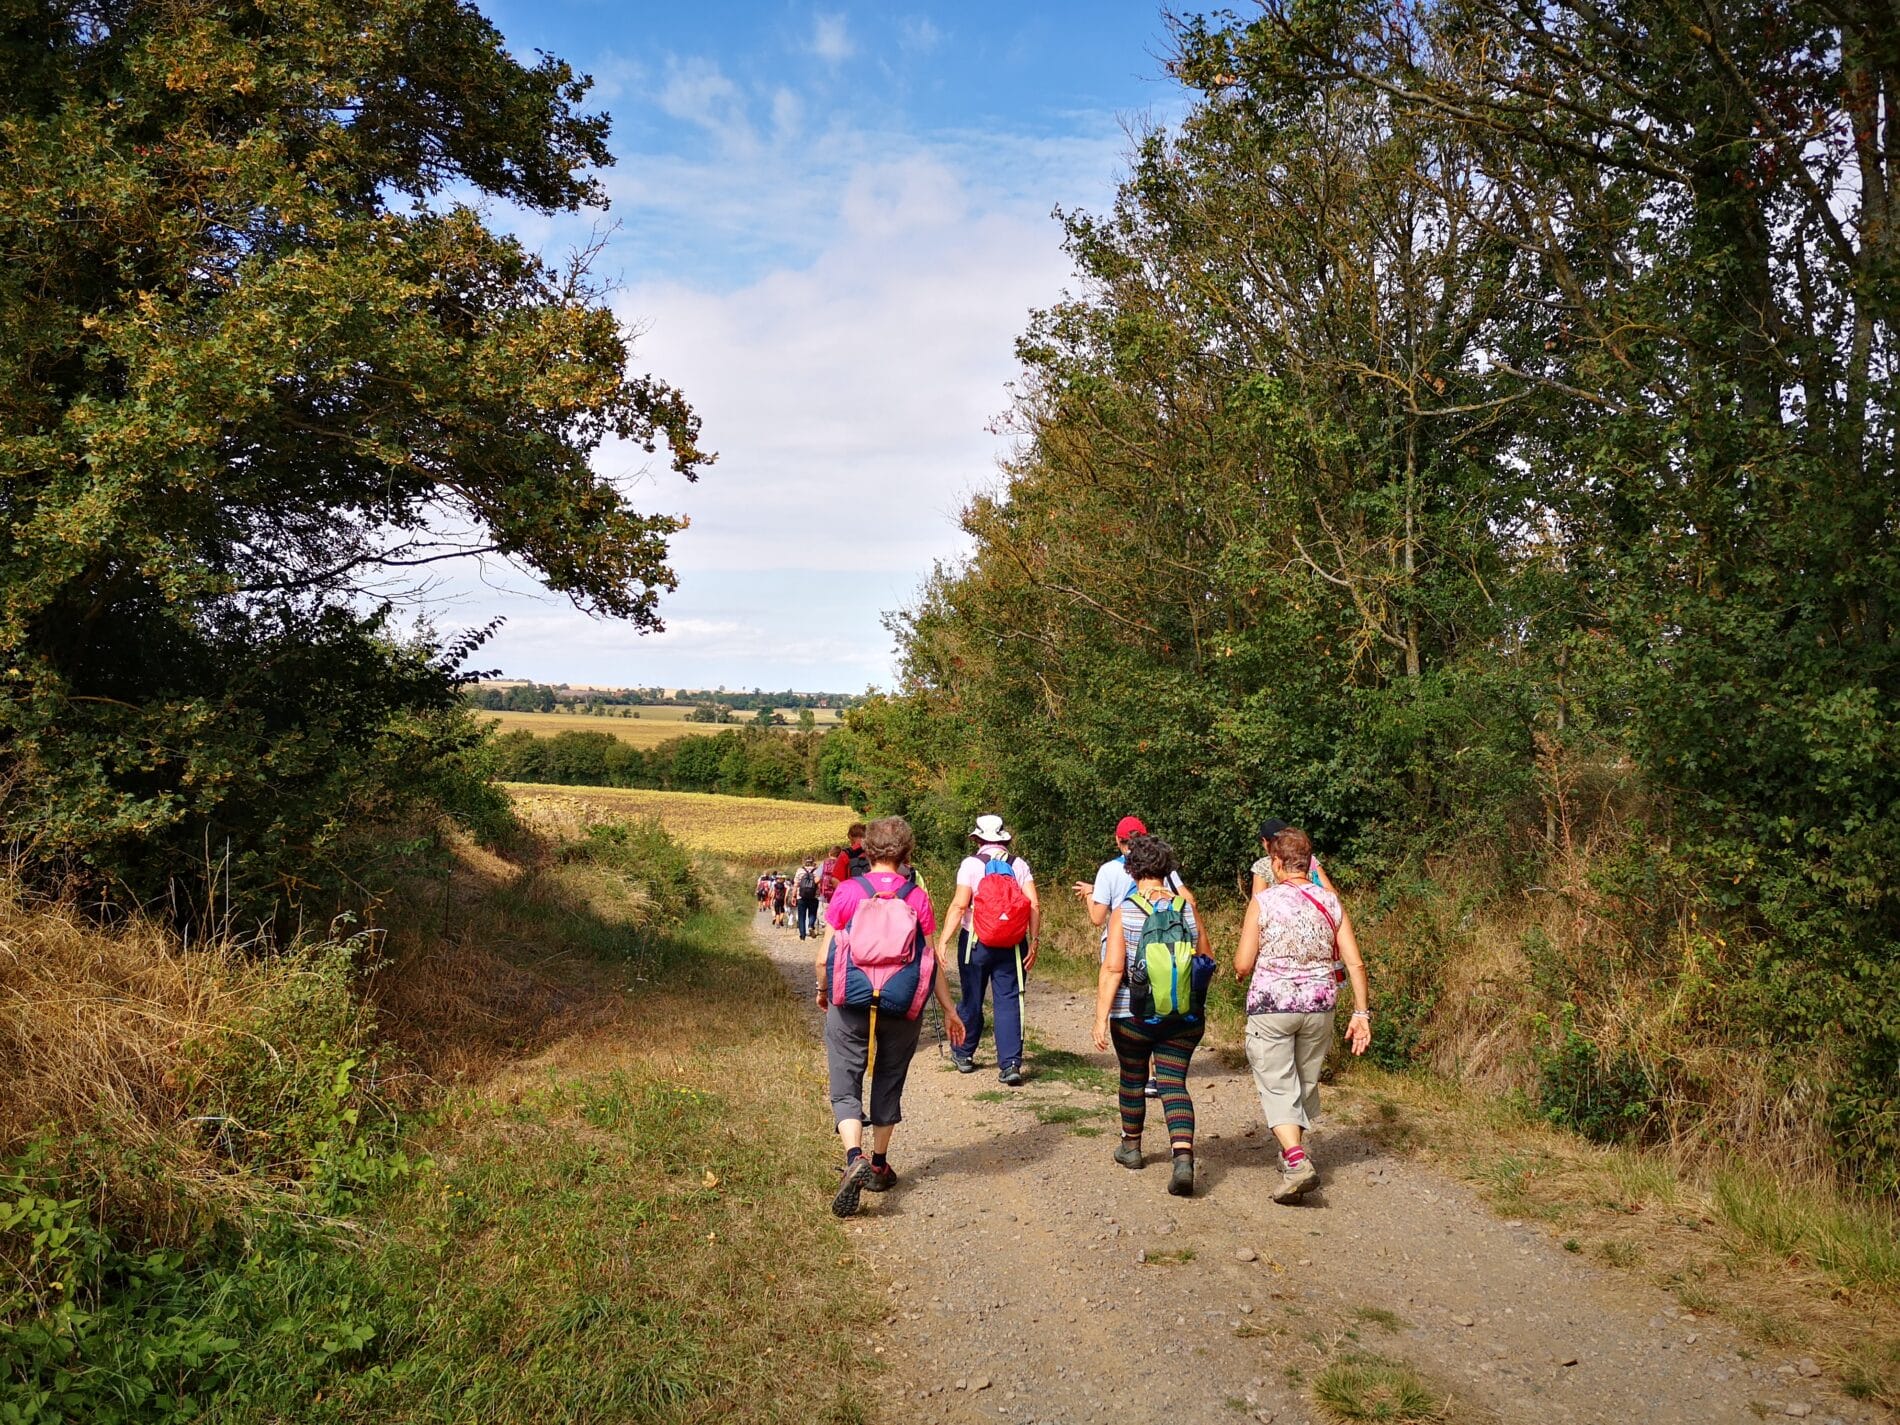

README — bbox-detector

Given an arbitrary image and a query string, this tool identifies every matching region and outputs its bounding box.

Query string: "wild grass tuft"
[1311,1353,1451,1423]
[1713,1168,1900,1290]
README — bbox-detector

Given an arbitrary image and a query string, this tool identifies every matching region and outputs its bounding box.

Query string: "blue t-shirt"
[1091,856,1183,954]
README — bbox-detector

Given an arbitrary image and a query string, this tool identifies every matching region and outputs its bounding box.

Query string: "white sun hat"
[969,813,1012,843]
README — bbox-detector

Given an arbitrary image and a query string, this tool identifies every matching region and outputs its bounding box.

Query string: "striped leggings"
[1110,1018,1204,1150]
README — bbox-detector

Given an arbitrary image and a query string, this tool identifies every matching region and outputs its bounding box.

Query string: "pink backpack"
[827,875,935,1019]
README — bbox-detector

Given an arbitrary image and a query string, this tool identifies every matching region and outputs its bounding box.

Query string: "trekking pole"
[1015,943,1026,1067]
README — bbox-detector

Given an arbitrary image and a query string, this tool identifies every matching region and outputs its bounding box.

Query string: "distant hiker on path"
[1073,814,1207,1100]
[936,814,1039,1085]
[771,873,789,928]
[794,856,822,940]
[1234,826,1371,1203]
[818,816,965,1216]
[1092,834,1215,1197]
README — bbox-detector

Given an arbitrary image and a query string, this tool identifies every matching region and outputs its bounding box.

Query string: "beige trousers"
[1245,1011,1335,1130]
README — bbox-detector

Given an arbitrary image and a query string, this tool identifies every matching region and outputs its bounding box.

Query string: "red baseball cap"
[1114,815,1148,840]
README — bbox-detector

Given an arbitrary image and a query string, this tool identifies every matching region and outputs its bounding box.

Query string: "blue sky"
[431,2,1186,693]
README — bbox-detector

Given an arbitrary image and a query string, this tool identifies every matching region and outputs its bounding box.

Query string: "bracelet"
[1350,1009,1371,1020]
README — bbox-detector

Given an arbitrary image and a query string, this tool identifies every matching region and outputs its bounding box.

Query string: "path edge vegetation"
[1,814,876,1423]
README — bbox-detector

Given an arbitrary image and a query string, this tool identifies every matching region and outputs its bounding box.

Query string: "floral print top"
[1245,881,1343,1015]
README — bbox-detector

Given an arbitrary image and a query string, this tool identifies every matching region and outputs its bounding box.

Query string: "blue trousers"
[796,897,820,939]
[955,932,1026,1071]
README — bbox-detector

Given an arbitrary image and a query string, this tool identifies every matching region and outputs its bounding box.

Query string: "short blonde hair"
[862,815,915,867]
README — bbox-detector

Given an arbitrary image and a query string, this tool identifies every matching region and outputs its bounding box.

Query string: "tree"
[797,708,817,733]
[0,0,707,913]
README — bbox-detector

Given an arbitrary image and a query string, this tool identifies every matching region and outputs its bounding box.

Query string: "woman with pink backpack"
[815,815,967,1216]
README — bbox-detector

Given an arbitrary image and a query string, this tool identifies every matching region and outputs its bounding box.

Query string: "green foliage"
[1,930,419,1422]
[1532,1006,1657,1146]
[488,723,850,805]
[560,818,703,928]
[0,0,705,918]
[840,0,1900,1192]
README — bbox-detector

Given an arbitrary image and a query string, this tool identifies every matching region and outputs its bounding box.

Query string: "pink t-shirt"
[825,871,937,940]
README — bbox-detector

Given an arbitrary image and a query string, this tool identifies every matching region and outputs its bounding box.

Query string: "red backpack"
[970,856,1032,949]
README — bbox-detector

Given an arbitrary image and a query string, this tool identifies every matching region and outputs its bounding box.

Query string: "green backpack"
[1125,893,1206,1024]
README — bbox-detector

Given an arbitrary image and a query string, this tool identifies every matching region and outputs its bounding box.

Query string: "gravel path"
[754,917,1876,1425]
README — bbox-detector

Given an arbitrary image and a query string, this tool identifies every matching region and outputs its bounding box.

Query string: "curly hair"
[1123,834,1176,883]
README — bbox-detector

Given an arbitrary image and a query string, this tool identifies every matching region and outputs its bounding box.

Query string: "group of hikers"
[756,828,881,938]
[813,812,1372,1218]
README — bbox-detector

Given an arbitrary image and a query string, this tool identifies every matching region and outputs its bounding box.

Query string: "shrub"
[1533,1004,1657,1144]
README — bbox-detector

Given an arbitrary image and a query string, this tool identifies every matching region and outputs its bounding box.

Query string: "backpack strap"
[1128,891,1155,917]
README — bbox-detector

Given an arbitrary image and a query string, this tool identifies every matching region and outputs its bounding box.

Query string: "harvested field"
[506,783,853,862]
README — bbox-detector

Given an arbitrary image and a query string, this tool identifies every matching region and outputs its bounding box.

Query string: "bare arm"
[935,883,973,958]
[1234,896,1263,981]
[1337,906,1370,1055]
[1092,909,1127,1051]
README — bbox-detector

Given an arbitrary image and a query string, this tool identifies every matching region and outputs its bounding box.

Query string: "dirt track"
[753,914,1881,1425]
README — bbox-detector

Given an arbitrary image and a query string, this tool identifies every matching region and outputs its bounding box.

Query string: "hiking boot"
[951,1053,977,1074]
[1113,1139,1144,1170]
[866,1163,898,1193]
[1270,1157,1319,1204]
[831,1157,873,1217]
[1169,1154,1196,1197]
[998,1062,1024,1086]
[1144,1077,1160,1099]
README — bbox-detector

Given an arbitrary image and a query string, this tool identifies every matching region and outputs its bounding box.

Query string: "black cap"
[1258,818,1289,841]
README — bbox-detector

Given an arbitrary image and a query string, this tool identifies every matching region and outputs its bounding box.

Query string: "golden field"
[506,783,854,863]
[482,707,840,750]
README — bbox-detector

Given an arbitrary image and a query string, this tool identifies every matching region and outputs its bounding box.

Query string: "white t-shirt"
[1090,856,1184,952]
[956,844,1034,932]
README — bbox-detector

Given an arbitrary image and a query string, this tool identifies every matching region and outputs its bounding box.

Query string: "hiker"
[1250,818,1337,895]
[794,857,823,940]
[1092,835,1215,1197]
[1072,814,1208,1099]
[771,873,790,928]
[756,873,771,914]
[819,845,841,917]
[1234,826,1371,1203]
[817,815,965,1216]
[829,823,870,883]
[935,814,1039,1085]
[1251,818,1346,995]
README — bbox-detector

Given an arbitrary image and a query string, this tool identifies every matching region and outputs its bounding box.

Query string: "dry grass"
[0,886,311,1240]
[482,706,839,749]
[507,783,854,862]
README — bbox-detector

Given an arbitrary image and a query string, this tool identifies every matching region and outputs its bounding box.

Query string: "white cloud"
[656,57,756,153]
[810,13,854,64]
[898,17,942,54]
[431,50,1149,689]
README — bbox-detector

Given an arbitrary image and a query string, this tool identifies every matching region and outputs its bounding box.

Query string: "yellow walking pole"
[865,999,878,1130]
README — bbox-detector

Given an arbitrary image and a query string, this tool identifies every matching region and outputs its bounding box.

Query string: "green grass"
[1141,1248,1197,1265]
[1310,1353,1451,1423]
[1713,1167,1900,1290]
[1351,1306,1409,1334]
[1022,1031,1114,1092]
[1031,1103,1101,1126]
[181,895,876,1423]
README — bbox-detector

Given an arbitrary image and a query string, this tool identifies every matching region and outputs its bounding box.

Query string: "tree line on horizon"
[836,2,1899,1194]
